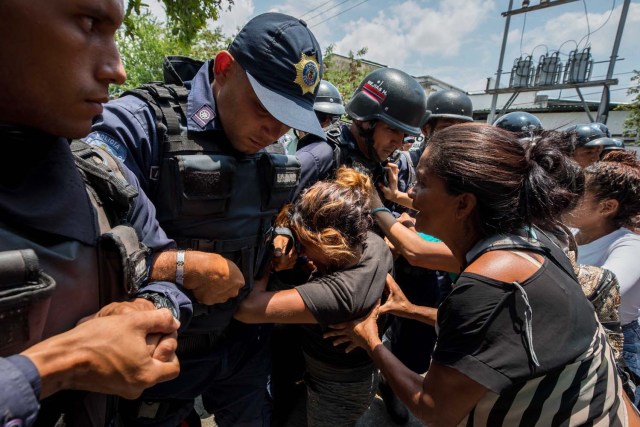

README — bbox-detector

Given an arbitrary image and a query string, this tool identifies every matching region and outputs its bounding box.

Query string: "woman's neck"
[575,221,619,245]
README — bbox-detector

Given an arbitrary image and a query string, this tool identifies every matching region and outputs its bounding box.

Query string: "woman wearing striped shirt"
[327,123,636,426]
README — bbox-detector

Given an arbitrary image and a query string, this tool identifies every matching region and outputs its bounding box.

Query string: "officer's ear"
[214,50,235,84]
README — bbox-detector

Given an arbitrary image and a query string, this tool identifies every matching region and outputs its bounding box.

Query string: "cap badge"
[294,52,320,95]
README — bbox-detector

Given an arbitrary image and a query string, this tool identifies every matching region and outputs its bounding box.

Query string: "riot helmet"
[591,122,611,138]
[567,123,609,147]
[345,68,428,137]
[601,138,625,152]
[425,90,474,122]
[493,111,543,138]
[314,80,345,116]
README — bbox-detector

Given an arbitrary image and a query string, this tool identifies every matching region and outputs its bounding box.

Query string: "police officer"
[325,68,427,207]
[567,123,610,168]
[290,79,345,200]
[411,89,474,166]
[0,0,194,425]
[86,12,324,427]
[493,111,543,140]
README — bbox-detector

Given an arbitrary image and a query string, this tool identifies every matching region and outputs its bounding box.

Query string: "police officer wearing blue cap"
[86,12,324,427]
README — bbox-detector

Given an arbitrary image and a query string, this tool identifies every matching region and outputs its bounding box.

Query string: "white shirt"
[578,227,640,325]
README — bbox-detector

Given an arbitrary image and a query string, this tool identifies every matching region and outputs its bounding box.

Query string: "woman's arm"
[326,304,486,426]
[371,208,460,273]
[234,285,317,324]
[380,275,438,326]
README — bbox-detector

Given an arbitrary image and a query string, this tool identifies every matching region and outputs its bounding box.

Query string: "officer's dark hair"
[584,150,640,229]
[276,167,372,271]
[423,123,579,236]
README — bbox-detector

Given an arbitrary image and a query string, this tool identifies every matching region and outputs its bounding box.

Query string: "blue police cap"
[229,13,325,140]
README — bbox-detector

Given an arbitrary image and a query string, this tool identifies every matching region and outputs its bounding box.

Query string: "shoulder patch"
[84,132,128,162]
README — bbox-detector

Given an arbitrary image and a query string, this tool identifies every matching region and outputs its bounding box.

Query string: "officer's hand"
[22,309,180,399]
[272,234,298,271]
[182,252,245,306]
[80,299,156,323]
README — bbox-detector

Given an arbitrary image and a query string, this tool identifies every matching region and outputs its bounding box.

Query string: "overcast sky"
[146,0,639,103]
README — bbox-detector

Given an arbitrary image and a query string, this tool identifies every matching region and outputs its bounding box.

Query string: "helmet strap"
[354,121,381,162]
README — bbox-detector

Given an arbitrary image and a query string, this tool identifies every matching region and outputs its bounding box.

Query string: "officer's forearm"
[150,250,245,306]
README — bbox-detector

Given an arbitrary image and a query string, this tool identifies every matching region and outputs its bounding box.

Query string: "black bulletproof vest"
[0,140,147,355]
[123,81,300,333]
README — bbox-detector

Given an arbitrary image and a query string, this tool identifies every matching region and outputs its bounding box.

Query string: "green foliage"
[322,44,370,102]
[112,11,231,96]
[125,0,233,47]
[621,70,640,142]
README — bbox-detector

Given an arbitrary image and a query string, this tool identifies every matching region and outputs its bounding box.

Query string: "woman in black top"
[235,167,393,427]
[327,123,633,426]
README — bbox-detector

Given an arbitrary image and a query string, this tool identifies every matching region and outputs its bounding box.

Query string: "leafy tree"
[112,11,231,96]
[621,70,640,142]
[125,0,233,48]
[322,44,370,101]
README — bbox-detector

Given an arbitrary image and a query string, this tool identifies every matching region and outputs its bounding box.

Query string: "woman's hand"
[378,162,400,203]
[324,301,382,353]
[379,274,412,317]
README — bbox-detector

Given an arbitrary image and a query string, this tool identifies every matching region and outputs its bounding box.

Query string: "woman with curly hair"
[235,167,393,427]
[565,150,640,405]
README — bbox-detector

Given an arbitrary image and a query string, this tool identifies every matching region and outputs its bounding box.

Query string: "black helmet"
[567,124,609,147]
[425,90,473,122]
[314,80,345,116]
[591,122,611,137]
[345,68,428,136]
[493,111,543,138]
[601,137,625,152]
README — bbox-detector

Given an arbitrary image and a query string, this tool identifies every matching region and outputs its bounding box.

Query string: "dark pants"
[120,321,273,427]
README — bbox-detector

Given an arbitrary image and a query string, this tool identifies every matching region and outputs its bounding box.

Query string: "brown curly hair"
[275,167,373,272]
[585,150,640,229]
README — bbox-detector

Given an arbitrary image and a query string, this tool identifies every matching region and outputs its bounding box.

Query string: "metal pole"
[488,0,514,124]
[596,0,631,123]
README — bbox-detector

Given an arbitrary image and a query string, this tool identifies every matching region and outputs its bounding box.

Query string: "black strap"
[70,140,137,224]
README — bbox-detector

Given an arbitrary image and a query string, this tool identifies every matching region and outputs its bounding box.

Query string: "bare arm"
[234,286,317,324]
[380,274,438,326]
[371,207,460,273]
[150,250,244,305]
[326,304,486,426]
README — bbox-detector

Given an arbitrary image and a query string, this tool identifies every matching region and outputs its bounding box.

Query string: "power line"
[311,0,371,27]
[306,0,351,22]
[577,0,616,49]
[300,0,336,19]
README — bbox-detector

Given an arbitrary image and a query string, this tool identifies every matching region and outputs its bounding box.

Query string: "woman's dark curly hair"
[584,150,640,229]
[275,167,373,271]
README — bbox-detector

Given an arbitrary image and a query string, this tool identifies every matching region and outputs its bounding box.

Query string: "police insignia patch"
[293,53,320,95]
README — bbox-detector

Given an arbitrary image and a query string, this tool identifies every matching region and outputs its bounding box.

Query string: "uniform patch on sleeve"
[191,105,216,129]
[84,132,128,161]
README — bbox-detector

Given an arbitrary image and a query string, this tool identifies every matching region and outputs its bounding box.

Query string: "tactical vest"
[0,141,148,356]
[123,75,300,333]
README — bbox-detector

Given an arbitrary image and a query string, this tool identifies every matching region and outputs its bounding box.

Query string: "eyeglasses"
[316,113,341,125]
